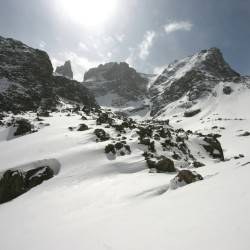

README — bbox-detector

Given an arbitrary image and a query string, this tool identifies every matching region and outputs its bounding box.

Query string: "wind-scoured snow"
[0,101,250,250]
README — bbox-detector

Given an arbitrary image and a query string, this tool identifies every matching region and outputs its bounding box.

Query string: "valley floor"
[0,98,250,250]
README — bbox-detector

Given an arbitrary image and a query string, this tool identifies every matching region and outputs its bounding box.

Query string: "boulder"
[202,135,224,160]
[0,170,26,204]
[147,156,176,173]
[94,129,110,142]
[14,119,32,136]
[0,166,54,204]
[25,166,54,189]
[170,170,203,189]
[184,109,201,117]
[105,144,116,154]
[77,123,89,131]
[223,86,233,95]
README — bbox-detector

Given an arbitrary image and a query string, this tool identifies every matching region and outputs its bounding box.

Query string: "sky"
[0,0,250,81]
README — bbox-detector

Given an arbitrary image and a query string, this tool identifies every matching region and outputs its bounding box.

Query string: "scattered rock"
[193,161,205,168]
[239,131,250,137]
[94,129,110,142]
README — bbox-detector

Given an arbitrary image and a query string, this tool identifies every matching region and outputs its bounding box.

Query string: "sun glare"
[59,0,117,28]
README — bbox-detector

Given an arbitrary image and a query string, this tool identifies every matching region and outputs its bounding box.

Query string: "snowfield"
[0,88,250,250]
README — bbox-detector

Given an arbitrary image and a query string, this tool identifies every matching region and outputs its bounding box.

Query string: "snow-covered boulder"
[0,166,54,204]
[170,170,203,190]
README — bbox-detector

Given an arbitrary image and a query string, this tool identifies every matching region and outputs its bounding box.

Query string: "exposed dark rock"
[105,144,116,154]
[53,76,99,109]
[84,62,149,107]
[0,36,56,113]
[114,142,123,150]
[94,129,110,142]
[0,166,54,204]
[96,112,114,125]
[202,135,224,160]
[124,144,131,154]
[223,86,233,95]
[25,166,54,189]
[193,161,205,168]
[14,118,32,136]
[77,123,89,131]
[55,60,73,79]
[184,109,201,117]
[0,170,26,204]
[239,131,250,137]
[147,156,176,173]
[0,36,98,113]
[171,170,203,189]
[149,47,240,116]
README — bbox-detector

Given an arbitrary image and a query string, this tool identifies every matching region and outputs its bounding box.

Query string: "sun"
[59,0,117,28]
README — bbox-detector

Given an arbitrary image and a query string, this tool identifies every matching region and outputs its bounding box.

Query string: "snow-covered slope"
[149,48,240,116]
[0,36,250,250]
[0,101,250,250]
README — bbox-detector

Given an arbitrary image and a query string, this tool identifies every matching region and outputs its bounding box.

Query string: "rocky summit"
[81,48,245,118]
[55,60,73,80]
[84,62,149,108]
[0,36,98,113]
[149,47,241,116]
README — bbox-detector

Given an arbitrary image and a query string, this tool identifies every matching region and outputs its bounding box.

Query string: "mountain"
[82,48,243,119]
[0,36,98,113]
[0,36,250,250]
[83,62,150,114]
[55,60,73,80]
[149,47,241,116]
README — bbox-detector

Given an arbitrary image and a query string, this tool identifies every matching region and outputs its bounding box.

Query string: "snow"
[0,83,250,249]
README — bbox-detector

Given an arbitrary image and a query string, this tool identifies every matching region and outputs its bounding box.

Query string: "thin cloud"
[39,41,46,49]
[116,34,125,43]
[139,30,156,60]
[164,21,193,34]
[53,52,102,81]
[78,42,89,52]
[153,65,167,75]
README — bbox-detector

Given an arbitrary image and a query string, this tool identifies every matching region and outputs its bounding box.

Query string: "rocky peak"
[149,48,241,116]
[84,62,149,107]
[0,36,98,113]
[55,60,73,80]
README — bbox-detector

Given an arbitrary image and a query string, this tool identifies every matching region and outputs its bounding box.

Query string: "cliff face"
[55,60,73,80]
[0,36,98,113]
[84,62,149,107]
[149,48,240,116]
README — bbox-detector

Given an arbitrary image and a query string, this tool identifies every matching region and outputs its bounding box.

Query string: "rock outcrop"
[0,166,54,204]
[149,48,240,116]
[55,60,73,80]
[170,170,203,189]
[0,36,98,113]
[84,62,149,108]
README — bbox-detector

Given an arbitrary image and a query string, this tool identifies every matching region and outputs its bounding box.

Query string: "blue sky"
[0,0,249,80]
